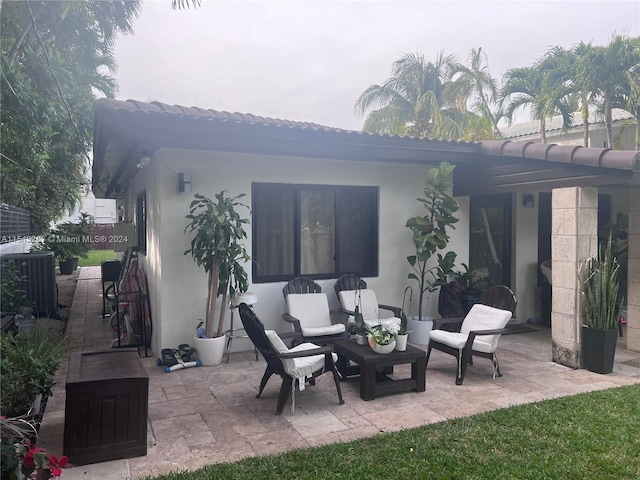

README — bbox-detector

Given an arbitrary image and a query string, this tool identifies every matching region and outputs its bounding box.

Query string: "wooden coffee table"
[334,340,426,401]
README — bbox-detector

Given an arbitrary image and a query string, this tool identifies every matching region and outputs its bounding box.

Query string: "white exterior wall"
[56,190,116,225]
[137,149,468,355]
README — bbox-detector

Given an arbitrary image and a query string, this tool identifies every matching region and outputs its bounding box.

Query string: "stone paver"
[37,266,640,480]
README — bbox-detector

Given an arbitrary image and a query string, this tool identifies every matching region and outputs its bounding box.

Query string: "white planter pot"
[407,316,433,345]
[368,336,396,354]
[355,334,368,345]
[395,333,409,351]
[193,334,226,366]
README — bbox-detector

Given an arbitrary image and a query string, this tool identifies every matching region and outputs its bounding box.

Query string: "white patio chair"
[426,303,512,385]
[282,277,347,345]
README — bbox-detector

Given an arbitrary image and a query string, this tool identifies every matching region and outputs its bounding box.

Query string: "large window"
[252,183,378,282]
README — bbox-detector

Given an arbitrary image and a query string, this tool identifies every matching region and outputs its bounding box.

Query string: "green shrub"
[0,323,69,417]
[0,262,29,315]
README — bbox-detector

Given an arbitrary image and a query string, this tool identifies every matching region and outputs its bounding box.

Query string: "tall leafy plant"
[581,239,620,331]
[406,162,459,321]
[184,191,251,339]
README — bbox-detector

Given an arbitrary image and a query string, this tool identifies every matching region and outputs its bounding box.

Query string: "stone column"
[627,190,640,352]
[550,187,598,368]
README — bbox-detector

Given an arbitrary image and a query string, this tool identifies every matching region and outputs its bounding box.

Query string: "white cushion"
[301,323,345,337]
[429,330,496,354]
[338,289,381,322]
[429,304,512,353]
[460,304,512,349]
[287,293,332,328]
[265,330,289,353]
[264,330,337,379]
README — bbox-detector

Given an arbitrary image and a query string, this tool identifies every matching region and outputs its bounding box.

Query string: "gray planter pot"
[582,326,617,374]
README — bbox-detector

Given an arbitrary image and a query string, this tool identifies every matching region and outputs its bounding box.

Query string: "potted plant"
[395,311,411,351]
[405,162,459,341]
[347,305,370,345]
[580,238,621,374]
[184,191,251,366]
[452,263,496,315]
[367,319,400,354]
[37,213,93,274]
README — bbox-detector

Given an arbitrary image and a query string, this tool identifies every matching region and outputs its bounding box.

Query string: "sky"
[113,0,640,131]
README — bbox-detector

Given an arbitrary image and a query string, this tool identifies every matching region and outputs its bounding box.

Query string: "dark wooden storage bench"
[63,349,148,465]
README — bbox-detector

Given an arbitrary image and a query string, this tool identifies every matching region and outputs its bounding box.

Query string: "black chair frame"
[426,315,510,385]
[282,276,347,346]
[239,303,345,415]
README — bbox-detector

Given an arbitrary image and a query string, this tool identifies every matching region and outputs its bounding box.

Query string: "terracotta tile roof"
[93,98,476,147]
[479,140,640,172]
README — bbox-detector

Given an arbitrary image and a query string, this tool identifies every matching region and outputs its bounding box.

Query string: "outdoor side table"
[334,340,426,401]
[63,349,148,465]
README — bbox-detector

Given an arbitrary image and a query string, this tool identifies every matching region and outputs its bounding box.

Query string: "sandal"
[178,344,196,362]
[160,349,177,367]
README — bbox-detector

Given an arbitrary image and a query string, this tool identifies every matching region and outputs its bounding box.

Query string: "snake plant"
[581,239,621,331]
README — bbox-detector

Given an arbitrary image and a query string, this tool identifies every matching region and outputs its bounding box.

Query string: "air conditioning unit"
[1,252,57,316]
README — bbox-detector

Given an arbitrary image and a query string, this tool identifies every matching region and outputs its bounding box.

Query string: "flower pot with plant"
[184,191,251,367]
[453,263,490,315]
[36,213,94,274]
[367,319,400,354]
[581,238,621,374]
[405,162,459,342]
[347,305,370,345]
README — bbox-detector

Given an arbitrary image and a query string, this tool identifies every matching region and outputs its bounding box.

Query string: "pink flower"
[22,445,46,469]
[48,454,69,477]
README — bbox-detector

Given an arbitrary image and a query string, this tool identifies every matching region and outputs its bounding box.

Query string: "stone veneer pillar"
[627,190,640,352]
[550,187,598,368]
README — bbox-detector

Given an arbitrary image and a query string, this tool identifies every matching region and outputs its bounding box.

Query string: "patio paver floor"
[38,267,640,480]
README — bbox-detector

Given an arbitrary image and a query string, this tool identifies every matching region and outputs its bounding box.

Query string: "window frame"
[252,182,379,283]
[136,190,147,254]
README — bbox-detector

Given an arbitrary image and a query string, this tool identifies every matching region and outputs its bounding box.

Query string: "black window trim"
[252,182,379,283]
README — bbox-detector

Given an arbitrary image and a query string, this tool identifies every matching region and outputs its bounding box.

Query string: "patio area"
[39,266,640,480]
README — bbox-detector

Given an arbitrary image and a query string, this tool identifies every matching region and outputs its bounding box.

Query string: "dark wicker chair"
[238,303,344,415]
[282,277,347,346]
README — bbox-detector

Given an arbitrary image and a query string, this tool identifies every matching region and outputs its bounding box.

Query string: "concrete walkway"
[39,266,640,480]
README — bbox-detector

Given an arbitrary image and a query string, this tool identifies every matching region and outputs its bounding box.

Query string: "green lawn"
[144,384,640,480]
[77,249,117,267]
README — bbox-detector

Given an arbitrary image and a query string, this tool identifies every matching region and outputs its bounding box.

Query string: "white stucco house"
[92,99,640,368]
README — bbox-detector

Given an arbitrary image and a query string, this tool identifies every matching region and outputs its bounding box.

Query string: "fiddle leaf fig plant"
[184,191,251,339]
[406,162,459,321]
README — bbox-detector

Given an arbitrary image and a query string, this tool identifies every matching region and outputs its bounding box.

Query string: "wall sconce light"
[137,156,151,169]
[522,194,535,208]
[178,173,192,193]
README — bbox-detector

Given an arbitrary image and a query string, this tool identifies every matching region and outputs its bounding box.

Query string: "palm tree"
[446,47,500,137]
[623,65,640,150]
[583,33,640,148]
[354,51,462,138]
[499,58,573,144]
[171,0,201,9]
